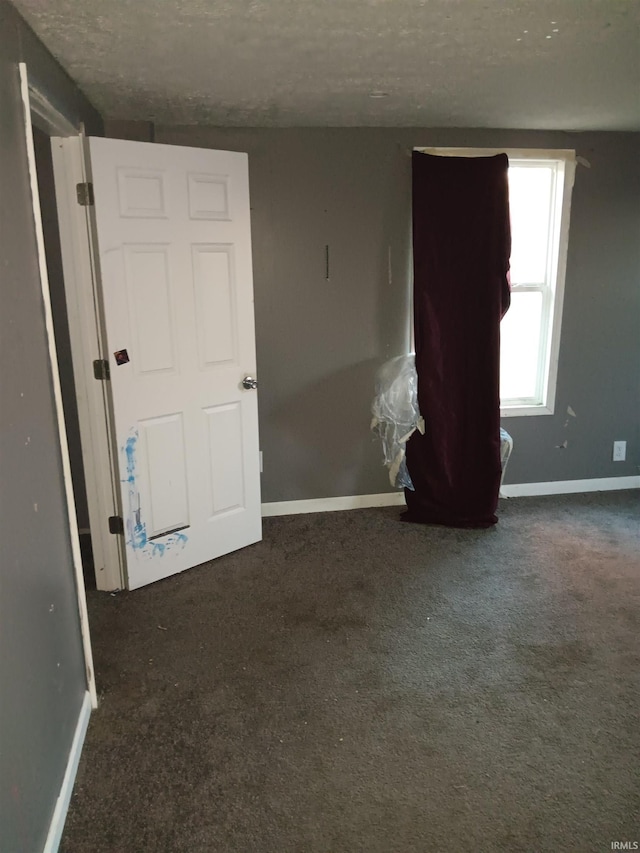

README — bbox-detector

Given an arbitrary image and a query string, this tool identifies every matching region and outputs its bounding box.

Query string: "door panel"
[138,413,190,536]
[123,245,176,373]
[87,137,261,589]
[205,403,245,516]
[192,244,237,366]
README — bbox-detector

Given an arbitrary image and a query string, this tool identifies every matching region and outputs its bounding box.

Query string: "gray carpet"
[62,492,640,853]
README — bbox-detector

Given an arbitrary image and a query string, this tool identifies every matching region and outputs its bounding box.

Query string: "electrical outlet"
[613,440,626,462]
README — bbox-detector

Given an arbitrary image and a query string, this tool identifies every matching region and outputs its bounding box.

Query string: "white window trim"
[414,147,576,417]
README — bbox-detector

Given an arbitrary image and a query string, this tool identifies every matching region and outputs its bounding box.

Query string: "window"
[416,148,576,416]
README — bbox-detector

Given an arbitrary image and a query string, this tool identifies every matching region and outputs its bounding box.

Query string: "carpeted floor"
[61,492,640,853]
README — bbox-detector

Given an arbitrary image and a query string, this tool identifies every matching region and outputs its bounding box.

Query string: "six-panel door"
[88,137,261,590]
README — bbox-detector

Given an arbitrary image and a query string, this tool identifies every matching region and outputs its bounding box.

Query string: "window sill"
[500,403,554,418]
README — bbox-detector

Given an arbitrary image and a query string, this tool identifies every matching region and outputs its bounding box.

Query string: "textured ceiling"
[13,0,640,129]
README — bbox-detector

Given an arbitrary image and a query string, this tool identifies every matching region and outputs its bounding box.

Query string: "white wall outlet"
[612,440,626,462]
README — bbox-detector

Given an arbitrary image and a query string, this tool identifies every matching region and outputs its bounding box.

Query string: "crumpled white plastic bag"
[371,355,424,490]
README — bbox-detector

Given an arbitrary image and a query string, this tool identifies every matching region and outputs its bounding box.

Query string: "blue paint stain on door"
[122,431,188,560]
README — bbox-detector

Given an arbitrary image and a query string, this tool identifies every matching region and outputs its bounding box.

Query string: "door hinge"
[76,182,94,206]
[108,515,124,535]
[93,358,110,381]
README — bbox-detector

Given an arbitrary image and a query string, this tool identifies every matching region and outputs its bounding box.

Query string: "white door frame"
[19,63,98,705]
[50,135,126,592]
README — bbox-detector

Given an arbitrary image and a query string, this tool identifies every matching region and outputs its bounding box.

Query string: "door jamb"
[50,135,126,592]
[20,64,125,597]
[19,63,98,705]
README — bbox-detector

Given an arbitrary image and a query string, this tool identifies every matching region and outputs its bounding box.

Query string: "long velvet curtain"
[403,152,511,528]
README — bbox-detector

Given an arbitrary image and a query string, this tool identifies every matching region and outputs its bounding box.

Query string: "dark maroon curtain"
[403,152,511,528]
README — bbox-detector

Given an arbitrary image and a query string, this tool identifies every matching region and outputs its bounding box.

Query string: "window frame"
[414,147,576,417]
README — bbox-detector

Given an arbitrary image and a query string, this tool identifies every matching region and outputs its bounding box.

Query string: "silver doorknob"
[242,376,258,390]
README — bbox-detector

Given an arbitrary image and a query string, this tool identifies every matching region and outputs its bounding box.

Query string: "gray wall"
[147,126,640,501]
[0,3,102,851]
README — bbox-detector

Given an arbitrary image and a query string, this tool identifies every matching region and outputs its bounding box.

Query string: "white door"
[86,137,261,590]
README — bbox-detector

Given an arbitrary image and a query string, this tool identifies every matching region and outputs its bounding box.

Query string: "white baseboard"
[43,691,91,853]
[500,475,640,498]
[261,492,406,517]
[262,478,639,517]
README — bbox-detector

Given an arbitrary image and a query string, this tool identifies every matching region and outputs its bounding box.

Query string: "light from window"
[500,155,575,414]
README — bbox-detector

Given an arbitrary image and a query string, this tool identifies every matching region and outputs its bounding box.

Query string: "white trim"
[19,63,98,707]
[541,155,575,415]
[27,82,78,138]
[262,479,639,517]
[501,476,640,498]
[501,404,553,418]
[51,137,126,592]
[262,492,406,517]
[42,691,91,853]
